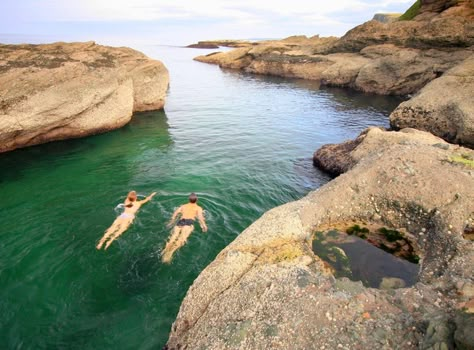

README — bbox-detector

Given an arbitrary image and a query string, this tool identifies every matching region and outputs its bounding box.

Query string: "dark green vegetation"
[346,224,369,239]
[378,227,404,242]
[399,0,422,20]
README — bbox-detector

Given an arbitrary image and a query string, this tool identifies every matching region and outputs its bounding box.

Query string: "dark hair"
[125,203,133,208]
[189,193,198,203]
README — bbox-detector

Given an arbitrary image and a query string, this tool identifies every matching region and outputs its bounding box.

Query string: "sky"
[0,0,414,46]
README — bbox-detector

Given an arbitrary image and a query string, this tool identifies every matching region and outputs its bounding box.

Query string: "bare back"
[179,203,202,220]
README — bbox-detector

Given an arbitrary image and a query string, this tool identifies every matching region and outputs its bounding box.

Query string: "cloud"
[0,0,416,44]
[2,0,414,22]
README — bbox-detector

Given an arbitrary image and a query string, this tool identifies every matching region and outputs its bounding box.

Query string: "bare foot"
[161,250,173,263]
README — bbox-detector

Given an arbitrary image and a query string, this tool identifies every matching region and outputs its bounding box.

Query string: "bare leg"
[104,219,133,250]
[161,227,182,263]
[163,227,182,251]
[161,226,194,263]
[97,220,122,249]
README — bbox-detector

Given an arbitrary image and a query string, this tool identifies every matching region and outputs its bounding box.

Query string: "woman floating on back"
[96,190,156,250]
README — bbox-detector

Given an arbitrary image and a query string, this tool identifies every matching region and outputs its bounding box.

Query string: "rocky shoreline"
[192,1,474,147]
[167,0,474,349]
[0,41,169,153]
[166,126,474,349]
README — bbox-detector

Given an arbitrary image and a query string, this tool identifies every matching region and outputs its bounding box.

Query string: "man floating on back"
[162,193,207,263]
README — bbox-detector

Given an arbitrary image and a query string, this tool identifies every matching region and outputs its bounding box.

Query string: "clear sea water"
[0,44,402,349]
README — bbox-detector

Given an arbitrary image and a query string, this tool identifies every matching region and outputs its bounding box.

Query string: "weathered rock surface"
[0,41,169,152]
[331,15,474,53]
[390,55,474,147]
[313,127,448,175]
[418,0,474,19]
[166,128,474,349]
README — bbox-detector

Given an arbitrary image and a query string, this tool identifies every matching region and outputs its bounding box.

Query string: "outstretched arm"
[139,192,157,204]
[197,208,207,232]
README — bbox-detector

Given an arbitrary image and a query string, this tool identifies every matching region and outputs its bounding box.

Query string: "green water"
[0,45,402,349]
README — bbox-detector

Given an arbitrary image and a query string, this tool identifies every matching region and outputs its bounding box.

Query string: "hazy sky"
[0,0,414,46]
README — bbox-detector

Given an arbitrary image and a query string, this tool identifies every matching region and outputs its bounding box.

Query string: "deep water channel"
[0,45,403,349]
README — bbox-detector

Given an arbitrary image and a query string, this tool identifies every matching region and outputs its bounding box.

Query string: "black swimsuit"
[177,218,195,227]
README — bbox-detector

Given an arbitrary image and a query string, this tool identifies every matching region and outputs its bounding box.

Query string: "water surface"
[0,45,402,349]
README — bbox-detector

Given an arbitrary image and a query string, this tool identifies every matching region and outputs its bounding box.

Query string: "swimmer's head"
[127,191,137,202]
[189,193,198,203]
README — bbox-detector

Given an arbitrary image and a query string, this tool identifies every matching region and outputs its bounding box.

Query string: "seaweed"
[378,227,403,242]
[346,224,369,238]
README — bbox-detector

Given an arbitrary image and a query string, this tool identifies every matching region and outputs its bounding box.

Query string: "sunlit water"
[0,44,402,349]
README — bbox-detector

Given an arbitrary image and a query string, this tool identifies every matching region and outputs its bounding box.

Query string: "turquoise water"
[0,45,402,349]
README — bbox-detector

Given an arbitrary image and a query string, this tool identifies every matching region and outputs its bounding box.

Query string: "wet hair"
[125,203,134,208]
[189,193,198,203]
[127,191,137,202]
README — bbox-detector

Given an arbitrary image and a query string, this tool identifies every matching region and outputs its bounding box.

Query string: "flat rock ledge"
[166,128,474,349]
[0,41,169,152]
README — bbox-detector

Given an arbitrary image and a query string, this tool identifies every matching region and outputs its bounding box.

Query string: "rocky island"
[0,41,169,153]
[166,1,474,349]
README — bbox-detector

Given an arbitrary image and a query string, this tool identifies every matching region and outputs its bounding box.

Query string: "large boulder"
[166,128,474,349]
[419,0,474,18]
[390,55,474,147]
[0,41,169,152]
[331,15,474,53]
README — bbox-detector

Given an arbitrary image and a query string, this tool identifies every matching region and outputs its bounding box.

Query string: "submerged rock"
[0,41,169,152]
[379,277,406,290]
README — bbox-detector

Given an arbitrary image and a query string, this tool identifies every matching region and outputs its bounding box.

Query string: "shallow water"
[312,233,419,288]
[0,45,402,349]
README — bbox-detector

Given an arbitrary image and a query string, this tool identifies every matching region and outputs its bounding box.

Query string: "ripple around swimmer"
[0,44,403,349]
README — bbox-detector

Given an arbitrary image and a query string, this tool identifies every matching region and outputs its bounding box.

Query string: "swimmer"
[161,193,207,263]
[96,191,156,250]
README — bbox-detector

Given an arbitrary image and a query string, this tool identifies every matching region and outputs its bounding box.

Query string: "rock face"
[0,41,169,153]
[390,55,474,147]
[166,128,474,349]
